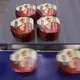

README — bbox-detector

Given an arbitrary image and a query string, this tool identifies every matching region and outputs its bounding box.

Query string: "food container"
[15,4,36,23]
[10,48,37,73]
[37,16,60,41]
[56,49,80,74]
[10,17,34,42]
[37,3,57,19]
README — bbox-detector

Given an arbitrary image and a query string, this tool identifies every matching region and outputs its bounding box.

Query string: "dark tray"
[0,50,80,80]
[0,0,80,44]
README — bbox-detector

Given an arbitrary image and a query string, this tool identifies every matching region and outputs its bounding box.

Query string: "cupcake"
[10,48,37,73]
[15,4,36,23]
[10,17,34,42]
[37,16,60,41]
[37,3,57,19]
[56,49,80,74]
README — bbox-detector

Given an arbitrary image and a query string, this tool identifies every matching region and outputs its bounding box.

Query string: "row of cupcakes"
[10,3,60,42]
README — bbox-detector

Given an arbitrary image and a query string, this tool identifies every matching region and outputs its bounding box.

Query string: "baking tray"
[0,50,80,80]
[0,0,80,44]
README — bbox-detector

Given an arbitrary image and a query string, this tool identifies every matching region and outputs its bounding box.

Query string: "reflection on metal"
[7,44,80,51]
[64,45,80,49]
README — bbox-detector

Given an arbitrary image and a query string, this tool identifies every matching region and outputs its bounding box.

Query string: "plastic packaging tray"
[0,50,80,80]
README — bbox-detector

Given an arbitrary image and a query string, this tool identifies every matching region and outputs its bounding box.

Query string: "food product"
[10,17,34,42]
[37,16,60,41]
[56,49,80,74]
[15,4,36,22]
[37,3,57,19]
[10,48,37,73]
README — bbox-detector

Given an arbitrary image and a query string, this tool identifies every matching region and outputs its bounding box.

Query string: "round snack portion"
[10,48,37,73]
[37,3,57,19]
[10,17,34,42]
[15,4,36,22]
[37,16,60,41]
[56,49,80,74]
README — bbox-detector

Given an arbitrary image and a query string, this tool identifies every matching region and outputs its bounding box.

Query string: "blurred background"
[0,0,10,23]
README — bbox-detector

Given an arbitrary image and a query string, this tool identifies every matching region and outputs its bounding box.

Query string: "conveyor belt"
[0,0,80,44]
[0,50,80,80]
